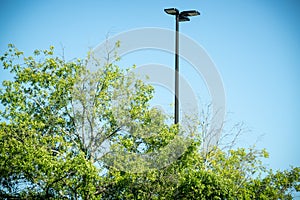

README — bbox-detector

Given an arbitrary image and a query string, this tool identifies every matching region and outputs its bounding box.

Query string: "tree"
[0,44,299,199]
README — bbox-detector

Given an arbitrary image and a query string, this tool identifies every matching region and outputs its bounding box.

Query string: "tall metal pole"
[164,8,200,125]
[175,13,179,125]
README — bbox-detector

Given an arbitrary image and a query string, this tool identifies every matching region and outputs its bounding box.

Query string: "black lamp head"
[164,8,179,15]
[179,15,190,22]
[180,10,200,17]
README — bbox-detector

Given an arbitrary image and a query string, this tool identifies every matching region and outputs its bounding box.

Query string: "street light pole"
[175,12,179,125]
[164,8,200,124]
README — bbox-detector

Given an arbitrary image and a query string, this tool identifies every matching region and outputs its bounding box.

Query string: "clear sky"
[0,0,299,171]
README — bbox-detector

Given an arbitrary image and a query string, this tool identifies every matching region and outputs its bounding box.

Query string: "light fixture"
[180,10,200,17]
[164,7,200,124]
[164,8,179,15]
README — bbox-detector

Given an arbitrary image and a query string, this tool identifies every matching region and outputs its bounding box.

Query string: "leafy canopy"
[0,44,299,199]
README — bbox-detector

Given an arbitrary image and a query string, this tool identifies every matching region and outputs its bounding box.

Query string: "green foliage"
[0,45,100,199]
[0,44,299,199]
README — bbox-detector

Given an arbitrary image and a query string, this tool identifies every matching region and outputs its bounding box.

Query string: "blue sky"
[1,0,299,171]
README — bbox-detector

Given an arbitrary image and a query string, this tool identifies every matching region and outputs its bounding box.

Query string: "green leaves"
[0,44,299,199]
[0,45,97,198]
